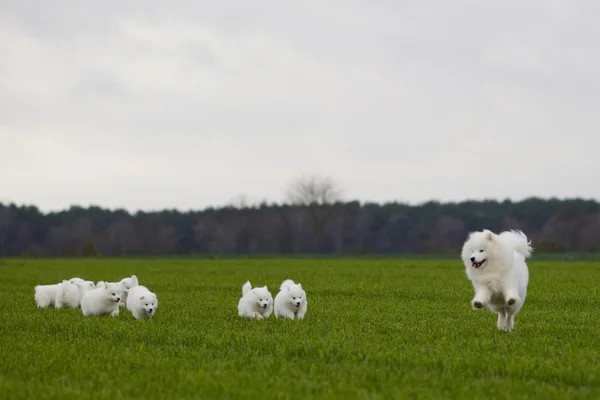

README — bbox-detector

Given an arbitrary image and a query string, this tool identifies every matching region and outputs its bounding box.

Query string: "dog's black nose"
[470,257,475,262]
[296,302,301,307]
[148,309,153,313]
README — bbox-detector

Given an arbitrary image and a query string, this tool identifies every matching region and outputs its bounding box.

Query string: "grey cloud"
[70,69,132,100]
[1,0,599,211]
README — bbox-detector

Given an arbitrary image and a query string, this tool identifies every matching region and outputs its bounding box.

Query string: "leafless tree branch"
[285,174,342,252]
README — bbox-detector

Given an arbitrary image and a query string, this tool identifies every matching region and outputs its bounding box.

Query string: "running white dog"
[274,279,308,320]
[96,275,138,307]
[461,229,533,332]
[117,275,139,306]
[34,276,87,308]
[80,282,121,317]
[237,281,273,319]
[55,280,95,308]
[126,285,158,319]
[34,283,61,308]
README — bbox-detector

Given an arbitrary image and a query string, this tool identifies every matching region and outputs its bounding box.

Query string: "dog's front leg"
[296,302,308,319]
[472,285,491,309]
[262,307,273,319]
[502,283,521,306]
[282,310,296,320]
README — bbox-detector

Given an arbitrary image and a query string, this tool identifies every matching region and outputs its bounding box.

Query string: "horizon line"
[1,195,598,215]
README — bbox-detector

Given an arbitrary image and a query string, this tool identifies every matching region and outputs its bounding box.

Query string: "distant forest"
[1,197,598,257]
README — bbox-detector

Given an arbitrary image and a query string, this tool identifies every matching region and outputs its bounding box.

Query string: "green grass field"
[0,258,598,399]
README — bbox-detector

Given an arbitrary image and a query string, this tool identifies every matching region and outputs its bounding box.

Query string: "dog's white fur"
[80,282,121,317]
[117,275,139,306]
[34,283,61,308]
[237,281,273,319]
[69,277,85,285]
[126,285,158,319]
[96,275,138,307]
[55,280,96,308]
[274,279,308,319]
[461,229,533,332]
[34,276,89,308]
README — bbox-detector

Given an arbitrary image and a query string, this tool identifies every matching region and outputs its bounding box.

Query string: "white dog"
[96,275,138,307]
[461,229,533,332]
[34,283,61,308]
[126,285,158,319]
[274,279,308,320]
[80,282,121,317]
[237,281,273,319]
[55,280,95,308]
[34,276,88,308]
[117,275,139,306]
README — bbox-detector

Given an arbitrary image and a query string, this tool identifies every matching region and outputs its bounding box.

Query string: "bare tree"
[227,194,250,209]
[285,174,342,252]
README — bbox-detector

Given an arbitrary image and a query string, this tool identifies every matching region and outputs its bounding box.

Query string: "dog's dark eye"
[479,250,484,252]
[259,299,262,301]
[112,293,116,296]
[293,297,296,300]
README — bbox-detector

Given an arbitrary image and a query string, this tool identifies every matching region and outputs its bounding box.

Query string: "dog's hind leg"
[35,293,51,308]
[497,309,509,332]
[505,311,516,332]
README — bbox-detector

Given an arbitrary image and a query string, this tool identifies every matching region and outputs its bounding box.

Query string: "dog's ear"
[297,283,302,288]
[131,275,138,285]
[485,231,494,241]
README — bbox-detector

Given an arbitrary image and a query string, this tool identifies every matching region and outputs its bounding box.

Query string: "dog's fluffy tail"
[499,230,533,259]
[242,281,252,296]
[279,279,295,291]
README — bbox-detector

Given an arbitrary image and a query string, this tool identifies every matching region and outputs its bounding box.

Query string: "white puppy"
[126,285,158,319]
[34,283,61,308]
[117,275,139,306]
[96,275,139,307]
[55,280,95,308]
[34,276,88,308]
[80,282,121,317]
[461,229,533,332]
[274,279,308,320]
[237,281,273,319]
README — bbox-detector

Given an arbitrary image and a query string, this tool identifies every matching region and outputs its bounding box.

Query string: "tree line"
[1,190,598,257]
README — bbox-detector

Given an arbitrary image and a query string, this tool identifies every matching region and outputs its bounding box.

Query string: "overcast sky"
[1,1,599,212]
